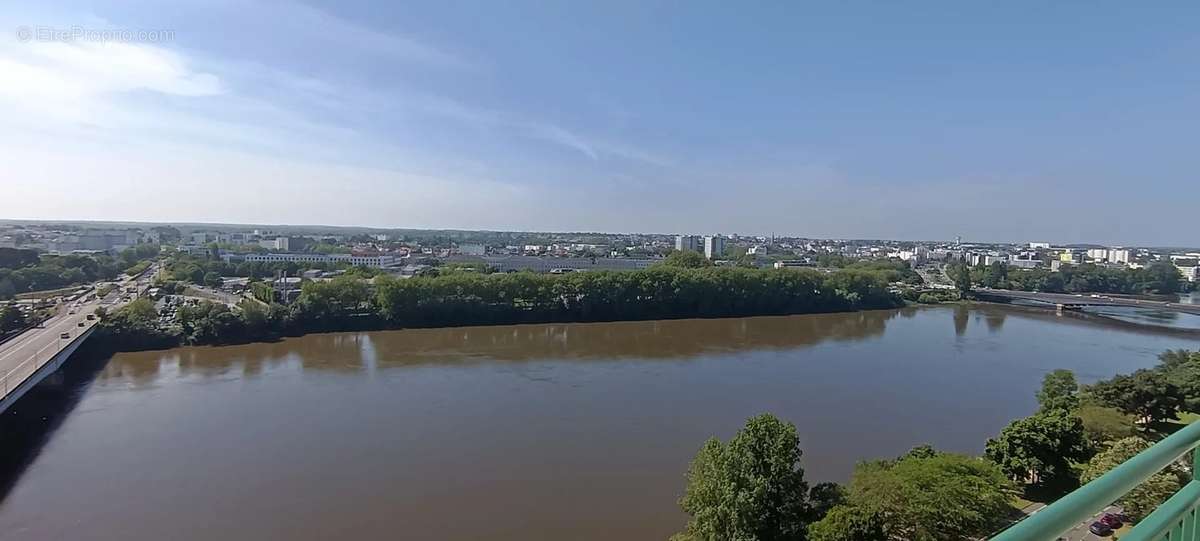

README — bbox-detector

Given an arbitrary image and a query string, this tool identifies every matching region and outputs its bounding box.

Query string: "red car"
[1100,513,1123,528]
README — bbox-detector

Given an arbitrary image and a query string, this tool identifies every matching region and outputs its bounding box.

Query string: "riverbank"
[88,265,906,354]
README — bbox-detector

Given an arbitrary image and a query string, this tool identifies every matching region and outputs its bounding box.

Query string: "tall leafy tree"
[1154,350,1200,413]
[985,409,1088,484]
[660,250,713,268]
[1086,369,1183,424]
[950,261,973,294]
[677,414,812,541]
[808,505,887,541]
[1077,405,1138,444]
[1037,369,1080,413]
[0,304,27,333]
[844,452,1015,541]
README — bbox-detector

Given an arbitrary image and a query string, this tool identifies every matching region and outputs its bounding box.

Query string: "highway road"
[0,268,153,400]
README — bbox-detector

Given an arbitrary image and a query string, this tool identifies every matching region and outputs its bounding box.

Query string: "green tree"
[1081,437,1186,520]
[808,506,887,541]
[1077,405,1138,444]
[0,304,27,333]
[0,248,39,270]
[846,452,1015,540]
[1140,261,1182,294]
[661,250,713,269]
[1037,369,1080,413]
[1086,369,1184,424]
[202,271,223,288]
[980,261,1008,288]
[1155,350,1200,413]
[807,482,846,521]
[984,409,1088,484]
[677,414,812,541]
[949,261,972,294]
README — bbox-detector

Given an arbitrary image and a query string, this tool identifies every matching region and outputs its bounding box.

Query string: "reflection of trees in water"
[984,310,1007,333]
[953,305,969,337]
[99,311,904,381]
[950,304,1008,336]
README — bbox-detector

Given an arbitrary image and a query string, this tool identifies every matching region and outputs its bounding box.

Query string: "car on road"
[77,322,85,327]
[59,332,70,339]
[1100,513,1123,528]
[68,309,76,315]
[1089,521,1113,536]
[86,314,96,320]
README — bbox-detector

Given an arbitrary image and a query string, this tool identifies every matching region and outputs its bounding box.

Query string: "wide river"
[0,305,1196,540]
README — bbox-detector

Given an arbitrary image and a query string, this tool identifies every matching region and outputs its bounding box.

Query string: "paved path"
[1059,505,1122,541]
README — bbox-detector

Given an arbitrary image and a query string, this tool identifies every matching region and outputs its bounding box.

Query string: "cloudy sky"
[0,1,1196,245]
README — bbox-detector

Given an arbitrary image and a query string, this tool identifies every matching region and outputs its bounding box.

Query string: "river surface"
[0,305,1196,540]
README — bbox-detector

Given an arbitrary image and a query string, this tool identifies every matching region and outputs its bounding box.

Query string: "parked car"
[77,322,85,327]
[59,332,70,339]
[1100,513,1123,528]
[1089,521,1113,536]
[86,314,95,321]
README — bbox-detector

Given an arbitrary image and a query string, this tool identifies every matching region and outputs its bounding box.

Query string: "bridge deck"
[976,288,1200,316]
[1,271,150,412]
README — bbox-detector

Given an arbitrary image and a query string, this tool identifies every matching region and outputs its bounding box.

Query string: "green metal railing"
[992,420,1200,541]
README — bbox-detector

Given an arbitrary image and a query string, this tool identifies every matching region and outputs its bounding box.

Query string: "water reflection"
[953,305,969,337]
[100,310,908,385]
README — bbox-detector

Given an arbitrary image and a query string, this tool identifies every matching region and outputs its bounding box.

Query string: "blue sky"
[1,1,1197,245]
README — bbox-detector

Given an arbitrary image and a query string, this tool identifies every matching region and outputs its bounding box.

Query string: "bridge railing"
[0,337,63,396]
[991,420,1200,541]
[0,323,95,398]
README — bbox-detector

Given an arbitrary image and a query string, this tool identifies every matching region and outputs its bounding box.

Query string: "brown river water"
[0,304,1196,540]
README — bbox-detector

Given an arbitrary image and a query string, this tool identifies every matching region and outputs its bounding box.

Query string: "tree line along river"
[0,304,1196,540]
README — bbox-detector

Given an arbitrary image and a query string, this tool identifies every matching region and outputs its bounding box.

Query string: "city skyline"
[4,217,1198,250]
[2,2,1198,245]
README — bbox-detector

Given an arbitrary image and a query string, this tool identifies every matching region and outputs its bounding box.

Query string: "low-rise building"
[446,255,656,273]
[242,253,397,267]
[458,243,486,256]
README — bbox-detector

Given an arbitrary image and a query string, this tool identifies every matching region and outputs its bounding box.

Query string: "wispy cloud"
[262,1,475,71]
[0,40,221,121]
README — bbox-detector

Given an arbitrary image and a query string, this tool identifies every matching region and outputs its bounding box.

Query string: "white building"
[703,235,726,260]
[1029,242,1051,249]
[1178,266,1199,282]
[459,243,486,256]
[1086,248,1109,261]
[242,253,396,267]
[675,235,701,253]
[259,237,289,251]
[1107,249,1131,265]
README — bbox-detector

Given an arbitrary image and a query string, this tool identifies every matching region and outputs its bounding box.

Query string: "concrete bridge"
[0,322,97,414]
[1,269,153,414]
[975,288,1200,316]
